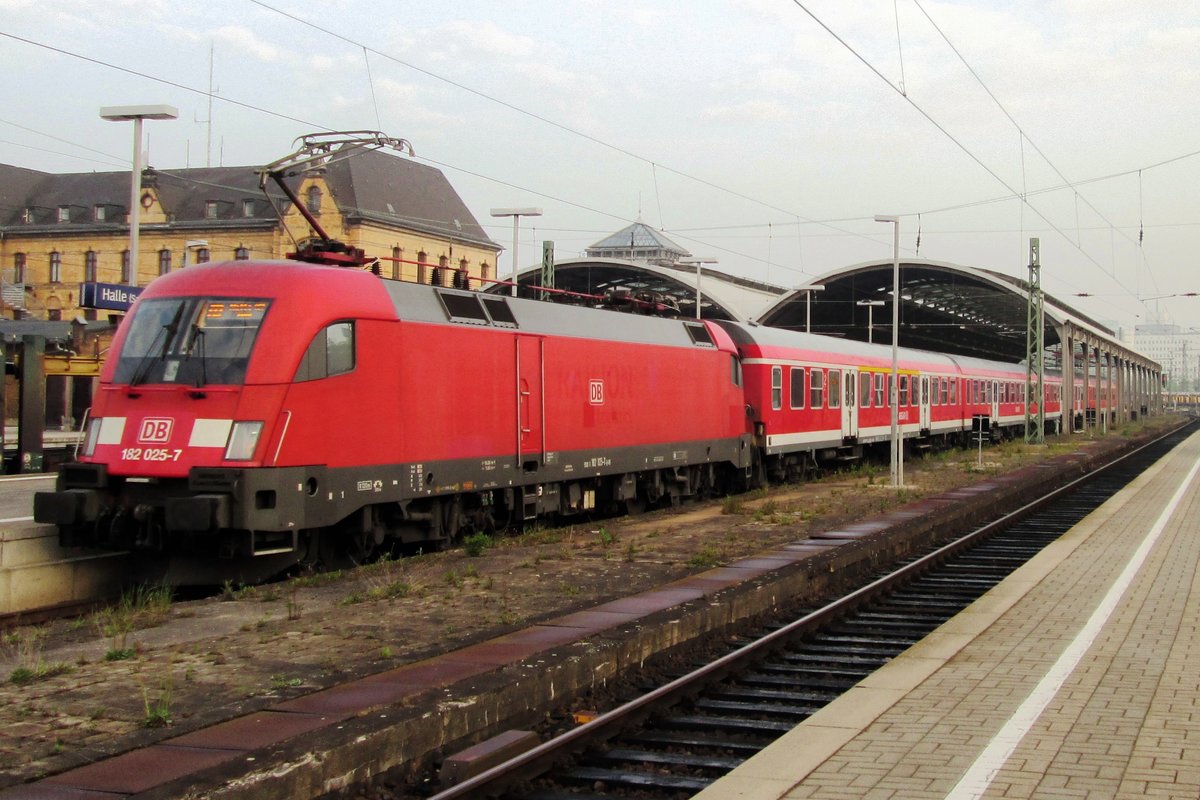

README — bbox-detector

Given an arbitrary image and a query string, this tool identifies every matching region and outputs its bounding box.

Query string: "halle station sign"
[80,282,144,311]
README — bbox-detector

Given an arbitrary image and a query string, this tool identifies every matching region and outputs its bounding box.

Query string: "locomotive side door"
[515,335,544,470]
[841,368,858,441]
[919,375,932,433]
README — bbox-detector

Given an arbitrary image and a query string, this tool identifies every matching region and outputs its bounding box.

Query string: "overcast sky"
[2,0,1197,335]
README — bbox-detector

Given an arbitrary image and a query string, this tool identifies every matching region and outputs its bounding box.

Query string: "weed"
[139,675,173,728]
[624,542,638,563]
[464,532,494,557]
[499,610,519,625]
[270,675,303,690]
[463,563,480,580]
[596,527,616,547]
[103,648,135,662]
[559,581,581,597]
[10,662,73,685]
[443,569,464,588]
[341,580,411,605]
[287,584,302,621]
[291,570,343,588]
[686,545,721,569]
[721,495,745,515]
[259,586,281,602]
[379,646,393,659]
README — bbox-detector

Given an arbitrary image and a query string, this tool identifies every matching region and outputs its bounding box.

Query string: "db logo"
[589,379,604,405]
[138,417,174,444]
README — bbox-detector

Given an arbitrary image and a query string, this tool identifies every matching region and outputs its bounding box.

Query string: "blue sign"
[81,282,144,311]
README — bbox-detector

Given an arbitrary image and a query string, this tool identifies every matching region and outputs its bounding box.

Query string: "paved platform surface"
[698,429,1200,800]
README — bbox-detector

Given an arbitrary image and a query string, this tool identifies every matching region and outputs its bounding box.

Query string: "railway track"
[425,421,1197,800]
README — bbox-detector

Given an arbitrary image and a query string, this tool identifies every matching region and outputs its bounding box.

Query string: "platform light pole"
[795,284,825,334]
[490,208,542,296]
[875,214,903,487]
[100,105,178,284]
[679,257,718,319]
[857,299,885,344]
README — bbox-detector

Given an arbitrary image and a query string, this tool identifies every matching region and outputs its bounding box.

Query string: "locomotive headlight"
[80,418,103,457]
[224,421,264,461]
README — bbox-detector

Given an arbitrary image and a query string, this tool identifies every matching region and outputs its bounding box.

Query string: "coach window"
[875,372,885,407]
[295,321,355,382]
[828,370,841,409]
[810,368,824,408]
[730,356,742,387]
[941,377,949,405]
[790,367,804,409]
[950,378,958,405]
[859,371,871,407]
[899,375,909,406]
[771,366,783,410]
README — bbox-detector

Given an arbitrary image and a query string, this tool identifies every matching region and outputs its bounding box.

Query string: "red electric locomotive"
[35,260,753,581]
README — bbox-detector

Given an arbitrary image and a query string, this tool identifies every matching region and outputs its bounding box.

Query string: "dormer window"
[305,186,322,214]
[242,199,255,217]
[57,206,70,223]
[94,205,107,222]
[205,201,220,219]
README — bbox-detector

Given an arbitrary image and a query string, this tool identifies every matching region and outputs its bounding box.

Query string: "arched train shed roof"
[508,257,785,322]
[758,258,1131,364]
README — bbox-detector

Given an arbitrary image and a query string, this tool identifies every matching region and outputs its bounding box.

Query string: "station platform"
[698,429,1200,800]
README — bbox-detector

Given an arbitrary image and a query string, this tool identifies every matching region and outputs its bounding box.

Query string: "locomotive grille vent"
[481,297,518,328]
[436,290,521,329]
[684,321,716,347]
[437,291,491,326]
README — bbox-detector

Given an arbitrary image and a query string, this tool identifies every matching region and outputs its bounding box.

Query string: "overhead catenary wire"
[786,0,1144,309]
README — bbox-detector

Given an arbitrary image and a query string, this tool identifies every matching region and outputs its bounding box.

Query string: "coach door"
[515,335,544,471]
[842,368,858,441]
[919,375,932,433]
[990,380,1000,422]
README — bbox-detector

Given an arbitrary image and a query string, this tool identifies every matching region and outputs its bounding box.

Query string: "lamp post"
[857,299,885,344]
[490,208,542,296]
[875,214,902,487]
[679,257,718,319]
[100,105,178,285]
[795,284,825,334]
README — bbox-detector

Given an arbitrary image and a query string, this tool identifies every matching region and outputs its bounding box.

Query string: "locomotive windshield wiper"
[186,323,208,391]
[129,303,186,387]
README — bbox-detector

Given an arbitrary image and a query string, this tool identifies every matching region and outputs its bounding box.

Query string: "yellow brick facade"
[1,165,499,322]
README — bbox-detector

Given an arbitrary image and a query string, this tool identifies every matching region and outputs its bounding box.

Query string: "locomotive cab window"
[295,321,356,382]
[114,297,270,386]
